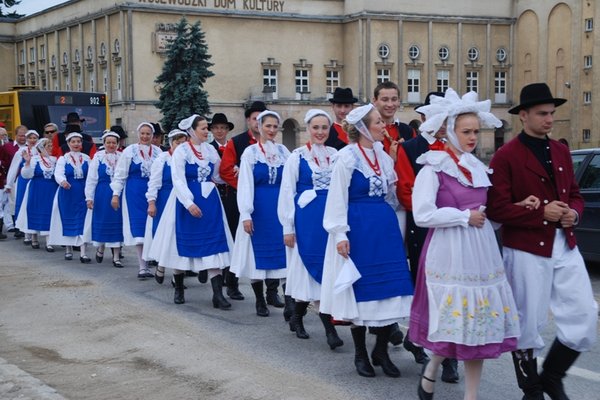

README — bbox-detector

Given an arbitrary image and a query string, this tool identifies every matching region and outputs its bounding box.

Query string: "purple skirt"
[408,230,517,360]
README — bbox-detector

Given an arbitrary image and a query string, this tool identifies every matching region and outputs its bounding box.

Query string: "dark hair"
[151,122,163,136]
[374,81,400,99]
[342,109,375,143]
[408,119,421,131]
[191,116,207,130]
[65,124,83,134]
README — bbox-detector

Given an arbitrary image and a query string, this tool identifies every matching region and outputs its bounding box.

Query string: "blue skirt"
[27,178,58,231]
[125,176,149,238]
[58,179,86,236]
[92,180,124,243]
[295,190,328,283]
[251,185,285,270]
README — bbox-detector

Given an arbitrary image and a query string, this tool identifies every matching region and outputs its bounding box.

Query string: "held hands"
[283,233,296,248]
[468,210,486,228]
[61,181,71,190]
[111,195,120,210]
[559,208,577,228]
[188,204,202,218]
[337,240,350,259]
[86,200,93,210]
[243,219,254,235]
[543,200,570,222]
[147,201,157,217]
[515,195,541,210]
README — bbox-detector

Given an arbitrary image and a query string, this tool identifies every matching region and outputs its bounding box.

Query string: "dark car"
[571,148,600,263]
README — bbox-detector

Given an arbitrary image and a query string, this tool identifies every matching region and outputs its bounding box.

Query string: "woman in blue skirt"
[16,138,58,251]
[321,104,414,378]
[85,130,124,267]
[143,129,188,283]
[150,115,233,308]
[230,110,290,317]
[277,109,343,348]
[48,132,92,262]
[111,122,162,279]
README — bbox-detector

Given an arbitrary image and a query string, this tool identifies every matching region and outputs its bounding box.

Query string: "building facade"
[0,0,597,152]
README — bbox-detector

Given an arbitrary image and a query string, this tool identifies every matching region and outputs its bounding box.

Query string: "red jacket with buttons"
[487,133,584,258]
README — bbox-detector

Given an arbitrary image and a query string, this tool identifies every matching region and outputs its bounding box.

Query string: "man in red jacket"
[487,83,597,400]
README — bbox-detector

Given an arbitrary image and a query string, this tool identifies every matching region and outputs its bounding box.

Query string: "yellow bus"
[0,87,109,140]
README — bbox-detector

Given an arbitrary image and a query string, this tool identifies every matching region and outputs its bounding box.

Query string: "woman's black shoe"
[45,245,55,253]
[371,326,401,377]
[64,252,73,260]
[80,256,92,264]
[95,250,104,263]
[197,270,208,283]
[113,260,124,268]
[351,326,376,377]
[155,268,165,284]
[418,361,435,400]
[31,242,40,249]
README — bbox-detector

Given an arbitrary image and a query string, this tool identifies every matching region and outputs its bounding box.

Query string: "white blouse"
[85,150,121,201]
[145,151,172,202]
[110,143,162,196]
[21,155,57,180]
[54,152,91,185]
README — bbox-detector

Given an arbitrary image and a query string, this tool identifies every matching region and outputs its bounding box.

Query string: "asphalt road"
[1,240,599,400]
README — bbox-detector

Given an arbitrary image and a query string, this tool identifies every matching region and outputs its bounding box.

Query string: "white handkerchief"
[297,189,317,208]
[334,257,361,294]
[201,182,215,198]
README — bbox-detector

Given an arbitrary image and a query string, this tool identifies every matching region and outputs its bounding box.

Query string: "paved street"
[1,239,599,400]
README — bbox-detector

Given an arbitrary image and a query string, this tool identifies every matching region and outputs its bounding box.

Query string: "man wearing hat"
[209,112,244,300]
[324,87,358,150]
[52,112,96,158]
[487,83,598,400]
[151,122,169,152]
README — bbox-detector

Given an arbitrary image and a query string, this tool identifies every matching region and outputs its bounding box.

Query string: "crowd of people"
[0,81,597,400]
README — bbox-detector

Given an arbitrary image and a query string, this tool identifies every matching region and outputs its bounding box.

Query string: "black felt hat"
[329,87,358,104]
[244,101,268,118]
[63,112,85,124]
[209,113,234,131]
[414,91,445,114]
[508,83,567,115]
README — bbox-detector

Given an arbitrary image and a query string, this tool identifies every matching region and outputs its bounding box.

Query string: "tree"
[0,0,23,18]
[155,17,214,131]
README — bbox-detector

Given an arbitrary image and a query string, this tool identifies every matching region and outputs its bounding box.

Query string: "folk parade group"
[0,81,597,400]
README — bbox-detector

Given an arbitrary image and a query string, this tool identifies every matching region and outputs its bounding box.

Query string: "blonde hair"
[342,109,374,142]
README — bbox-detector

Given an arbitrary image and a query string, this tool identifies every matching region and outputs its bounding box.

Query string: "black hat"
[209,113,234,131]
[63,112,85,124]
[151,123,164,136]
[244,101,268,118]
[414,91,445,114]
[110,125,127,139]
[329,87,358,104]
[508,83,566,115]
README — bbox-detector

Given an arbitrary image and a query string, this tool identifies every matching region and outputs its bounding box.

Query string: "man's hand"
[543,200,569,222]
[559,208,578,228]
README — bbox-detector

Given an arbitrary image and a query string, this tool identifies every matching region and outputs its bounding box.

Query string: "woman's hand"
[243,219,253,235]
[468,210,486,228]
[188,204,202,218]
[283,233,296,248]
[86,200,93,210]
[22,151,31,164]
[147,201,157,217]
[61,180,71,190]
[337,240,350,259]
[515,195,541,210]
[111,195,120,210]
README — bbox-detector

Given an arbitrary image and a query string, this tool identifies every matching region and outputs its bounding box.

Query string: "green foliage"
[0,0,23,18]
[155,17,214,131]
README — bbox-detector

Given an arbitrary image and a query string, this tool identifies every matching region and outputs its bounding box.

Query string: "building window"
[377,68,391,84]
[103,69,108,93]
[263,68,278,97]
[407,68,421,103]
[295,69,309,93]
[39,44,45,61]
[467,47,480,62]
[90,76,95,92]
[326,70,340,95]
[19,49,25,65]
[496,47,507,63]
[466,71,478,92]
[77,73,82,91]
[584,91,592,104]
[408,45,420,61]
[378,43,390,59]
[585,18,593,32]
[584,55,593,69]
[436,70,449,92]
[494,71,507,103]
[438,46,449,61]
[29,47,36,63]
[116,64,122,100]
[583,129,591,143]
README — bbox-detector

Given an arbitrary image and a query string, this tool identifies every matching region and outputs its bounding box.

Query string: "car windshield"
[579,154,600,190]
[572,153,589,174]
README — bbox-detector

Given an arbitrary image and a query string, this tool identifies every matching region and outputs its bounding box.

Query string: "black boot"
[351,326,375,377]
[389,322,404,345]
[283,293,295,322]
[318,313,344,350]
[511,349,545,400]
[441,358,459,383]
[211,275,232,310]
[0,221,7,240]
[540,339,580,400]
[251,281,269,317]
[371,325,401,377]
[291,301,310,339]
[224,268,244,300]
[265,279,284,308]
[173,273,185,304]
[404,330,430,364]
[197,269,208,283]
